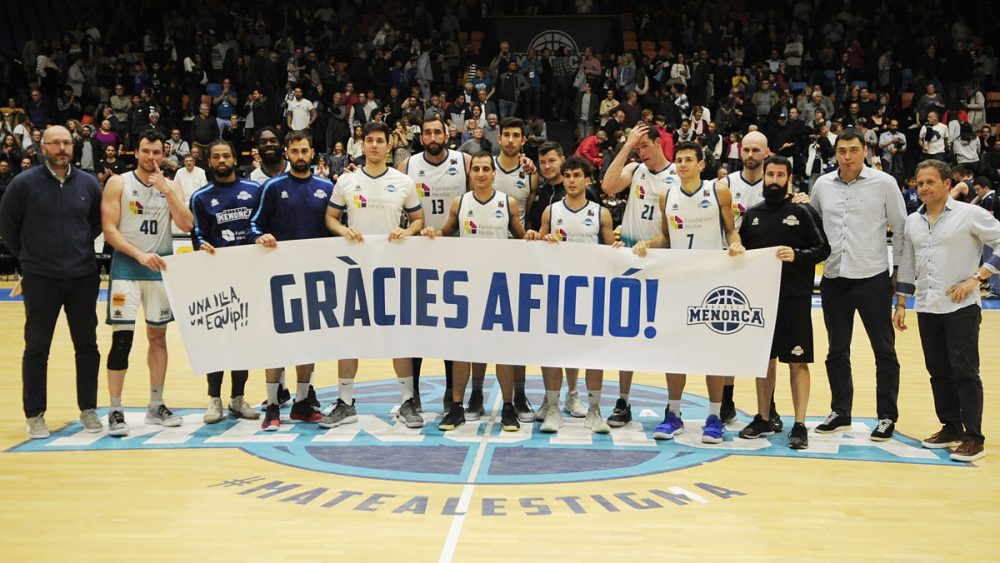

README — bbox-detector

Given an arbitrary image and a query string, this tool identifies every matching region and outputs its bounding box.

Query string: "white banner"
[161,238,781,377]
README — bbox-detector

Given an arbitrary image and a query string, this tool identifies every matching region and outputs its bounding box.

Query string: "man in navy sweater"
[0,125,103,439]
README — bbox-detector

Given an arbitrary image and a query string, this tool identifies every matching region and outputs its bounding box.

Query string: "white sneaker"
[228,396,260,420]
[535,395,550,421]
[203,397,224,424]
[26,414,50,439]
[540,403,562,433]
[564,391,587,418]
[584,406,611,434]
[146,404,183,427]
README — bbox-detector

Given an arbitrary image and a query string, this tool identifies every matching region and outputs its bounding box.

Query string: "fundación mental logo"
[688,286,765,335]
[7,379,959,485]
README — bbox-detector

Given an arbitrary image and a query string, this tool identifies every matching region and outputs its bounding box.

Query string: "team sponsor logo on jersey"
[353,194,368,208]
[447,167,458,176]
[733,203,747,217]
[111,293,126,307]
[128,200,144,215]
[583,217,595,227]
[687,287,765,335]
[515,179,525,188]
[9,379,961,485]
[635,185,647,200]
[698,198,711,209]
[670,215,684,230]
[313,189,327,199]
[237,191,252,201]
[416,183,431,197]
[463,220,478,235]
[782,215,800,226]
[494,210,504,219]
[221,229,236,242]
[216,208,252,223]
[385,184,397,193]
[556,228,569,241]
[497,199,504,208]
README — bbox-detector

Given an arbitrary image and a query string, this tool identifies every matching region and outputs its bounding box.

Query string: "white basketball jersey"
[620,163,677,246]
[549,199,602,244]
[664,180,726,250]
[330,167,420,235]
[407,150,468,230]
[727,171,764,229]
[111,172,174,280]
[457,190,511,239]
[492,156,532,227]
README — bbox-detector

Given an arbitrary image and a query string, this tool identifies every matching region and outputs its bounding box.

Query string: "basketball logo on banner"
[528,30,578,55]
[687,286,765,335]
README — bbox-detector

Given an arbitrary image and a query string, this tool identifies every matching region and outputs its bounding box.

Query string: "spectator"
[190,103,218,153]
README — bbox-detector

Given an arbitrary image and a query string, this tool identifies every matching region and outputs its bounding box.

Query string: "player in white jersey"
[400,116,470,412]
[601,123,678,427]
[536,156,620,434]
[714,131,779,428]
[100,130,194,436]
[421,151,537,431]
[634,141,745,444]
[322,121,427,429]
[491,117,540,422]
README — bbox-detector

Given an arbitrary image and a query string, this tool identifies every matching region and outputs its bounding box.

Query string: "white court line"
[438,388,503,563]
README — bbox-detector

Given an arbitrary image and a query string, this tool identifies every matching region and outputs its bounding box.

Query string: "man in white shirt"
[173,155,207,234]
[919,111,949,162]
[286,87,316,132]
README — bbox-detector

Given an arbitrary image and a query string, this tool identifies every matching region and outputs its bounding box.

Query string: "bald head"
[740,131,770,171]
[41,125,73,169]
[42,125,71,143]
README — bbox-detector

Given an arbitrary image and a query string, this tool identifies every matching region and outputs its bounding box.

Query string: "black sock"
[231,370,249,398]
[722,384,734,404]
[207,372,223,397]
[444,359,454,391]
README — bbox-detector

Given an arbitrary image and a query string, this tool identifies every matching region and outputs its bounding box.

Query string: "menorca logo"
[687,286,765,335]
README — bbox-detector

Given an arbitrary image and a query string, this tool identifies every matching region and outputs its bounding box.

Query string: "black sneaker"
[720,400,737,424]
[513,393,535,423]
[738,414,775,439]
[466,390,485,421]
[814,411,852,434]
[500,402,520,432]
[870,418,895,442]
[261,404,281,431]
[788,422,808,449]
[606,398,633,427]
[769,399,783,432]
[290,399,322,422]
[307,385,321,412]
[438,404,465,431]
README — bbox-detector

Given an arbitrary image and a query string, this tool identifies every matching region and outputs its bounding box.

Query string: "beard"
[260,147,282,165]
[763,182,789,206]
[424,142,444,156]
[291,159,311,173]
[214,163,235,178]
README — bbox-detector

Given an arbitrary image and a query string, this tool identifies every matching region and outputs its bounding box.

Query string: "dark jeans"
[21,271,101,418]
[820,273,900,420]
[917,305,985,442]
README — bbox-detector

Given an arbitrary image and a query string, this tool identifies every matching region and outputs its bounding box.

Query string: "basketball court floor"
[1,284,997,560]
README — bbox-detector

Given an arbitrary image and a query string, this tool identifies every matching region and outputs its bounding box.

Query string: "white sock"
[587,389,601,408]
[398,376,414,402]
[546,390,560,404]
[309,371,315,387]
[266,382,279,405]
[669,399,682,416]
[150,385,164,408]
[620,393,630,404]
[296,381,310,402]
[339,380,354,404]
[279,369,286,388]
[709,402,721,417]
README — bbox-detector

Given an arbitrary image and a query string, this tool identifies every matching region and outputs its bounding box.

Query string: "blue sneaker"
[653,409,684,440]
[702,414,725,444]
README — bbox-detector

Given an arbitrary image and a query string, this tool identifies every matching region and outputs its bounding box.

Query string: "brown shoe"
[921,428,963,449]
[950,440,986,462]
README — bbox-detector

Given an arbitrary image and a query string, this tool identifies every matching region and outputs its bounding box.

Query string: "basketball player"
[249,126,295,406]
[249,130,334,431]
[536,156,620,434]
[737,156,830,449]
[400,116,469,415]
[321,121,426,430]
[491,117,540,422]
[101,130,194,436]
[422,151,536,431]
[633,141,745,444]
[531,141,599,420]
[189,140,262,423]
[601,122,677,427]
[715,131,778,428]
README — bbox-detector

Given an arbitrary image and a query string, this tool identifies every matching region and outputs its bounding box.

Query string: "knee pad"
[106,329,134,370]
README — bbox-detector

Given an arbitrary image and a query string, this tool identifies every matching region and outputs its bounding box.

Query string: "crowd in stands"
[1,0,998,218]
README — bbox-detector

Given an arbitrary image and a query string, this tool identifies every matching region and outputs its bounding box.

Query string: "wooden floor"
[0,287,998,561]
